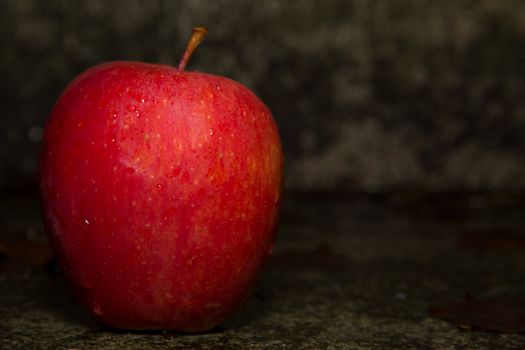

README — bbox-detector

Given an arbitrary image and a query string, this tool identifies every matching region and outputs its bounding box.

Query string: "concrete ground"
[2,192,525,349]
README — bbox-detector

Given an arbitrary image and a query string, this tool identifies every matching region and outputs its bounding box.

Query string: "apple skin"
[39,61,283,332]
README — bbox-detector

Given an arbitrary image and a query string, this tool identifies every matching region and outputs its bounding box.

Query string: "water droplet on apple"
[92,302,103,315]
[127,104,137,112]
[156,183,163,190]
[84,219,90,225]
[209,128,214,136]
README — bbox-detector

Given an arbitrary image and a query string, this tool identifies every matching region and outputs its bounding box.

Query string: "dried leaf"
[459,230,525,251]
[429,294,525,333]
[0,239,54,273]
[269,244,350,270]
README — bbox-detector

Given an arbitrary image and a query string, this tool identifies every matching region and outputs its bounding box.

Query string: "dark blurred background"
[2,0,525,194]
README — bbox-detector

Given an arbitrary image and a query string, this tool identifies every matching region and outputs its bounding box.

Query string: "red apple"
[39,27,283,332]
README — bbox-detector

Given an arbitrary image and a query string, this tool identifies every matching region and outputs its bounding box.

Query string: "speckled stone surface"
[3,0,525,192]
[2,192,525,349]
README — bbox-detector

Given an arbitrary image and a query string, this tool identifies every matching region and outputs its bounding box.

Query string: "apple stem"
[177,27,208,71]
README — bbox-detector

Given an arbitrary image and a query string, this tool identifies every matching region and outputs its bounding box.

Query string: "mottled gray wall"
[2,0,525,192]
